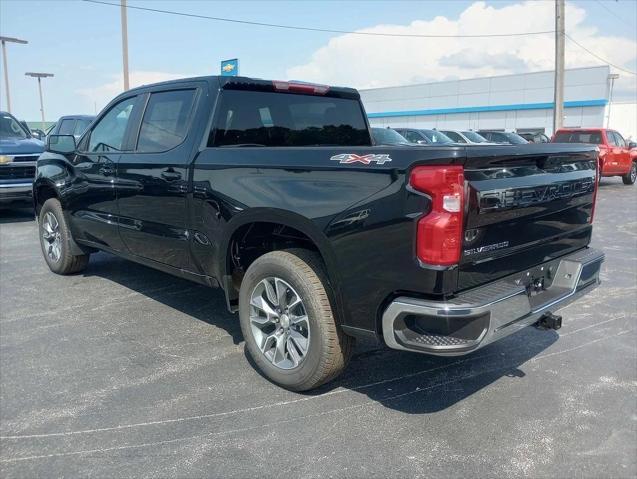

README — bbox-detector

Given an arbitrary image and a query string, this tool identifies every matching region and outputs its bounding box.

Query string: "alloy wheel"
[249,277,310,370]
[42,212,62,263]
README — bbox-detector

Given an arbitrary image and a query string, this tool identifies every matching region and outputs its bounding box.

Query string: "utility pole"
[25,72,54,132]
[606,73,619,128]
[553,0,565,133]
[0,36,28,114]
[121,0,130,91]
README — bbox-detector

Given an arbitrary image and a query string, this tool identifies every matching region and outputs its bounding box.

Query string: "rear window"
[443,131,465,143]
[462,131,488,143]
[74,119,92,136]
[553,131,603,144]
[210,90,370,147]
[58,119,76,135]
[421,130,453,144]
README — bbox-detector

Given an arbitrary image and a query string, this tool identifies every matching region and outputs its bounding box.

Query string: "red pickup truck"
[552,128,636,185]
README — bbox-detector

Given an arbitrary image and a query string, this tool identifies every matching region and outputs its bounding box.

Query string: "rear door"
[610,131,631,174]
[459,145,597,290]
[604,130,623,174]
[116,82,204,270]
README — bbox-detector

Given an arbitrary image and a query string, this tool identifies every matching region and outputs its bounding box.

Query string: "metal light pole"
[606,73,619,128]
[121,0,130,90]
[553,0,565,134]
[0,36,28,114]
[25,72,54,132]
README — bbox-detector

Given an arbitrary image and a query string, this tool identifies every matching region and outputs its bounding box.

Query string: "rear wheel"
[38,198,90,274]
[238,249,353,391]
[622,161,636,185]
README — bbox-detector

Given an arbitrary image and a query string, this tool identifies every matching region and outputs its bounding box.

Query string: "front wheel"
[38,198,90,274]
[622,161,636,185]
[238,249,353,391]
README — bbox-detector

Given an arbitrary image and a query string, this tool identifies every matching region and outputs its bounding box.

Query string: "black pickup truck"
[35,76,604,391]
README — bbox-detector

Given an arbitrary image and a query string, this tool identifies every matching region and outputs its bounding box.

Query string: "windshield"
[553,131,603,144]
[462,131,489,143]
[372,128,410,145]
[505,133,528,144]
[0,114,29,140]
[420,129,453,144]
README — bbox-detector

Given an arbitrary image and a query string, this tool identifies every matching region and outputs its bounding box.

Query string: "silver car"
[440,129,498,145]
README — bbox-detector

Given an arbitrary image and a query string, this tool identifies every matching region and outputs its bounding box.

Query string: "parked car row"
[371,126,635,186]
[371,127,531,146]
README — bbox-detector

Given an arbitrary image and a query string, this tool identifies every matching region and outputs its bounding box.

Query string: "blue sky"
[1,0,636,121]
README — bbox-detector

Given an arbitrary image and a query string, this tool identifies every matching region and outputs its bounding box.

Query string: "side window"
[613,131,626,148]
[606,131,618,147]
[137,89,196,152]
[88,96,138,152]
[58,119,76,135]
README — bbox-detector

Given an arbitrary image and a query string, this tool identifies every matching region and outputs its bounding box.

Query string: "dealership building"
[360,66,634,138]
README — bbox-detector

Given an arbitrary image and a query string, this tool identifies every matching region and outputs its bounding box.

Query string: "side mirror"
[47,134,76,154]
[628,142,637,149]
[31,130,44,141]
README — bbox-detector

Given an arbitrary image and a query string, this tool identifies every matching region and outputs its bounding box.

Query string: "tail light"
[272,80,330,95]
[410,165,465,266]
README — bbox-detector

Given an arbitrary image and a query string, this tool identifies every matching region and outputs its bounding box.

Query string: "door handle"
[161,168,182,181]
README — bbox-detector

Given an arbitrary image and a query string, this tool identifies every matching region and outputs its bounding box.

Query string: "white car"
[440,130,498,145]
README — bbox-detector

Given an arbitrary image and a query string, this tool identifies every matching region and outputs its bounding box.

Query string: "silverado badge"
[330,153,392,165]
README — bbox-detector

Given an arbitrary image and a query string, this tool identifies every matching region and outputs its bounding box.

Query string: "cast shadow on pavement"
[82,249,557,415]
[247,326,558,414]
[82,251,244,345]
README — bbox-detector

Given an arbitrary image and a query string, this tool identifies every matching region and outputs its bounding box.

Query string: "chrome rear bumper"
[382,247,604,356]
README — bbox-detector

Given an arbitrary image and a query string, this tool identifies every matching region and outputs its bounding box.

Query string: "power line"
[565,33,637,75]
[594,0,636,29]
[82,0,555,38]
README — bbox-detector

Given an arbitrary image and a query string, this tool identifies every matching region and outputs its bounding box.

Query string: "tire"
[38,198,90,274]
[622,161,636,185]
[238,249,353,391]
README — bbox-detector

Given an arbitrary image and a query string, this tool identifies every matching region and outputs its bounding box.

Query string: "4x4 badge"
[330,153,392,165]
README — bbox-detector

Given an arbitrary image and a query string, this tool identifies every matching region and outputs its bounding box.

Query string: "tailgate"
[459,144,598,290]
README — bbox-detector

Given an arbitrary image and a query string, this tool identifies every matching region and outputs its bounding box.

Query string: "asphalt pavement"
[0,177,635,478]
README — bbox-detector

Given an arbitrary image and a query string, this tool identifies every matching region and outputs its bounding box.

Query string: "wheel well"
[34,184,58,216]
[225,222,323,308]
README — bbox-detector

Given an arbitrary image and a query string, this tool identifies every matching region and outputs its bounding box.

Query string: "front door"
[117,86,201,270]
[67,95,140,251]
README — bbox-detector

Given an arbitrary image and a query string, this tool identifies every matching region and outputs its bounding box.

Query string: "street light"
[606,73,620,128]
[25,72,54,132]
[0,36,28,114]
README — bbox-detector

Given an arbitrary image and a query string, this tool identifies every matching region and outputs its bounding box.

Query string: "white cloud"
[286,1,637,97]
[77,71,188,111]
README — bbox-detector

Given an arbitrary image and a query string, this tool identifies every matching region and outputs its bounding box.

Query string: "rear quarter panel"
[191,146,465,333]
